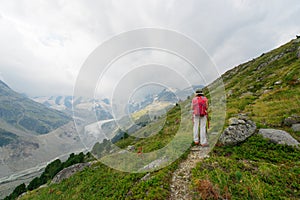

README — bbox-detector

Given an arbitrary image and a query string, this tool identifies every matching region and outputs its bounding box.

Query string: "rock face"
[52,163,91,183]
[258,129,299,147]
[219,118,256,146]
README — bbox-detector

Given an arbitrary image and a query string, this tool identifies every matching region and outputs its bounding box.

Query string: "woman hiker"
[191,89,209,147]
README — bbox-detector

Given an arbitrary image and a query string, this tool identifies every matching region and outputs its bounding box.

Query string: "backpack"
[192,96,207,116]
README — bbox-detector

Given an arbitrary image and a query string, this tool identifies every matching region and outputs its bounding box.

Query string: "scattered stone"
[127,145,135,151]
[256,52,285,70]
[169,146,211,200]
[237,113,249,120]
[140,173,151,181]
[283,115,300,126]
[269,53,285,63]
[118,150,128,154]
[219,118,256,146]
[139,156,169,171]
[274,80,282,85]
[292,124,300,132]
[227,90,233,97]
[52,163,91,183]
[256,62,268,70]
[258,129,299,147]
[240,91,253,98]
[297,47,300,59]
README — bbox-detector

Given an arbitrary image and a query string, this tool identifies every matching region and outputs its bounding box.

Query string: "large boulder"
[258,129,299,147]
[219,118,256,146]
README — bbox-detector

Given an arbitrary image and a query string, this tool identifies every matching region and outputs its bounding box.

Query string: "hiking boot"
[201,143,209,147]
[194,141,199,145]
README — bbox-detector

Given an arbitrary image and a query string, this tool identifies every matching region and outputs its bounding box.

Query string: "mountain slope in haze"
[19,37,300,200]
[0,81,83,198]
[0,80,71,136]
[31,95,113,121]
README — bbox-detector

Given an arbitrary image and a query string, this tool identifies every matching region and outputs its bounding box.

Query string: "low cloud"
[0,0,299,97]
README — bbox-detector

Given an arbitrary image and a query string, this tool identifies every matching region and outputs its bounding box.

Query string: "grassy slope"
[192,38,300,199]
[20,102,191,200]
[21,38,300,199]
[219,38,300,139]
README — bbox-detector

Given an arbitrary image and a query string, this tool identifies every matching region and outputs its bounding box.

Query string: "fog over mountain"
[0,1,299,97]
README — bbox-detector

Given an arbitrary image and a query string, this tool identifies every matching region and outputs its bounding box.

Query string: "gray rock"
[118,150,128,154]
[140,173,151,181]
[269,53,284,63]
[237,113,249,120]
[219,119,256,146]
[258,129,299,146]
[229,117,239,125]
[139,156,169,171]
[274,80,282,85]
[292,124,300,132]
[238,119,246,124]
[240,91,253,98]
[283,115,300,126]
[127,145,135,151]
[52,163,90,183]
[297,46,300,59]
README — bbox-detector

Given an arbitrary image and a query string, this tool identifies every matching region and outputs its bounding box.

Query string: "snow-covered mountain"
[31,96,113,122]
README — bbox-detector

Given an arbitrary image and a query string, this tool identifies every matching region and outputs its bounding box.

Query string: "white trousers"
[193,115,207,144]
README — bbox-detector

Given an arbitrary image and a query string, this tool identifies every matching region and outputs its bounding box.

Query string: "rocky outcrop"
[52,163,91,183]
[283,115,300,126]
[258,129,299,147]
[219,117,256,146]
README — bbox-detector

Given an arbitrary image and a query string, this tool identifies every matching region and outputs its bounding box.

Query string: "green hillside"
[219,37,300,140]
[192,37,300,199]
[19,102,190,200]
[19,37,300,199]
[0,80,70,137]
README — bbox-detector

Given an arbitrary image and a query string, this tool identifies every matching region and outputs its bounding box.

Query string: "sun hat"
[195,89,204,95]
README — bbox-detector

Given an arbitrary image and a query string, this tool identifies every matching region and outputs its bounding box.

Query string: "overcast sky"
[0,0,299,97]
